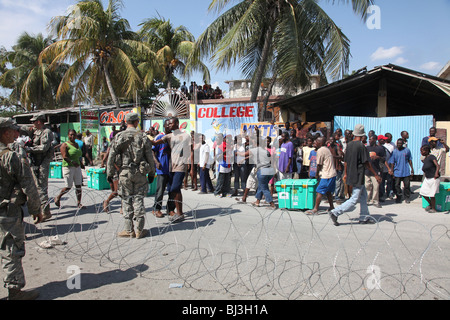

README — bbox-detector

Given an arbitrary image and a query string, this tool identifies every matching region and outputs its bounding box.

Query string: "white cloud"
[0,0,73,49]
[370,46,404,61]
[394,57,408,65]
[420,61,442,71]
[1,0,47,15]
[211,81,220,89]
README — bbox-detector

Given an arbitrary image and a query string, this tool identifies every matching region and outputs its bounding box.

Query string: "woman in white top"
[240,137,276,208]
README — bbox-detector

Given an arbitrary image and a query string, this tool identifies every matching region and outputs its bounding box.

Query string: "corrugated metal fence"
[334,115,434,175]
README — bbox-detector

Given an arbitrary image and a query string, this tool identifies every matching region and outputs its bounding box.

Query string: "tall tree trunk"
[166,66,172,90]
[103,63,120,109]
[260,72,277,121]
[250,20,277,102]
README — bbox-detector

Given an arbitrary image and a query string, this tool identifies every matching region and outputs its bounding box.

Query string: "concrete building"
[224,76,321,99]
[438,60,450,80]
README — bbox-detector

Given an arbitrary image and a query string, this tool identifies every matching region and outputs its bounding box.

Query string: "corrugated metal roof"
[13,104,135,118]
[334,115,434,175]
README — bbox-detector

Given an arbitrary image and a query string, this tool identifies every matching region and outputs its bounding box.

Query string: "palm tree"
[138,16,210,90]
[195,0,374,103]
[0,33,70,111]
[42,0,152,108]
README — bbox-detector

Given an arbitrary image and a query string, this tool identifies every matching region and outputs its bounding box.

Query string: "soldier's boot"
[136,229,149,239]
[8,288,39,300]
[42,213,52,222]
[117,230,136,238]
[42,205,52,222]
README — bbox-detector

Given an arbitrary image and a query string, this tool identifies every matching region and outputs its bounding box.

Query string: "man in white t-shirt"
[152,118,191,222]
[306,137,337,215]
[199,134,214,194]
[384,133,395,154]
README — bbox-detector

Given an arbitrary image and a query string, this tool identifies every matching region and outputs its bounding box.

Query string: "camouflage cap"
[0,117,20,130]
[30,113,46,122]
[125,112,139,123]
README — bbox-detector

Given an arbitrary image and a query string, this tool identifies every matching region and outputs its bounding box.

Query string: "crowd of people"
[145,119,449,226]
[0,112,449,299]
[180,81,224,100]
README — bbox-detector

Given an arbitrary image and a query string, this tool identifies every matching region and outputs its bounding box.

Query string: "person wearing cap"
[107,112,155,239]
[421,127,445,149]
[0,117,43,300]
[328,124,382,226]
[9,125,29,163]
[429,136,449,177]
[22,114,54,222]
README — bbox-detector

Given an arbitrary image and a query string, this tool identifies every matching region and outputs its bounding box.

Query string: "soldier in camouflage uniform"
[0,118,43,300]
[22,114,54,221]
[107,113,155,239]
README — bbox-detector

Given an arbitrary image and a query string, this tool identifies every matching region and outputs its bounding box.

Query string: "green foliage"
[138,16,210,90]
[42,0,154,108]
[0,33,72,111]
[196,0,374,101]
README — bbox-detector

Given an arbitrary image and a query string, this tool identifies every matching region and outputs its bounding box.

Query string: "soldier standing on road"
[107,113,155,239]
[0,118,43,300]
[23,114,54,222]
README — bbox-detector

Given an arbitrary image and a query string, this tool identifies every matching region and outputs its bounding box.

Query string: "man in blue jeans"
[152,118,191,223]
[388,138,414,204]
[329,124,382,226]
[152,119,170,218]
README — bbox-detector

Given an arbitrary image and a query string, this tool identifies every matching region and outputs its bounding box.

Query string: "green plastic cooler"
[87,168,110,190]
[422,182,450,212]
[49,162,63,179]
[276,179,318,210]
[276,179,296,209]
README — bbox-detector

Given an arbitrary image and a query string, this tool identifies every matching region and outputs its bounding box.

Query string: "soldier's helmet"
[125,113,139,123]
[30,114,46,122]
[0,117,20,130]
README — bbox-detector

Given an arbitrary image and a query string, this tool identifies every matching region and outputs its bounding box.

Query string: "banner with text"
[100,107,141,126]
[196,103,258,143]
[80,109,99,132]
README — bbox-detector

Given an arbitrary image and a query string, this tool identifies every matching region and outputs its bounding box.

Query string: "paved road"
[3,176,449,301]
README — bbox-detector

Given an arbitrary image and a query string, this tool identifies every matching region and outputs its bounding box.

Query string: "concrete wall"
[226,76,321,99]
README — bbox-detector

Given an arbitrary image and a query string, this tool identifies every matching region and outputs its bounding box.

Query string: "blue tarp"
[334,115,434,175]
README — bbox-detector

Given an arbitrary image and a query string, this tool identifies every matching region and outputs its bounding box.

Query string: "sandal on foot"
[168,213,185,223]
[103,201,109,213]
[153,211,164,218]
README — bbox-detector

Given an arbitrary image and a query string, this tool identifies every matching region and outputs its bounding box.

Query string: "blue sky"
[1,0,449,92]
